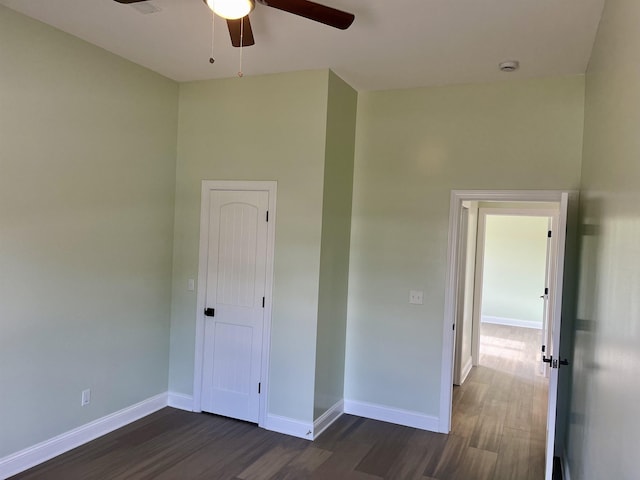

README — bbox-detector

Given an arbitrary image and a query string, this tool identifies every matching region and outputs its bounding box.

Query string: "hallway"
[451,323,548,479]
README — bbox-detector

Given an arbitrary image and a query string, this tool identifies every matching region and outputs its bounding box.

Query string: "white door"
[201,190,269,423]
[539,216,557,377]
[544,193,569,480]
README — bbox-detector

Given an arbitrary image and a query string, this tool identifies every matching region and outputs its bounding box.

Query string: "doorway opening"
[441,190,575,480]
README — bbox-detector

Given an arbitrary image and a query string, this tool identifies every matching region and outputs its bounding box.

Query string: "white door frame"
[452,204,470,385]
[193,180,277,429]
[440,189,576,480]
[471,207,559,367]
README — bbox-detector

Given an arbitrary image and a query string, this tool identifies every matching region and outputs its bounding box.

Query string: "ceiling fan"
[114,0,355,48]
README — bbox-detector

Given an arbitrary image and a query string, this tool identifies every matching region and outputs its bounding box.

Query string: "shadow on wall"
[564,194,602,478]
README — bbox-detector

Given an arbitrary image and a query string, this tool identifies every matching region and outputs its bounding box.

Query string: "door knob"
[204,308,215,317]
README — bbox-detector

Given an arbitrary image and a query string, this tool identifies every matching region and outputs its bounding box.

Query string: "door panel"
[201,190,268,423]
[217,202,259,307]
[544,193,570,480]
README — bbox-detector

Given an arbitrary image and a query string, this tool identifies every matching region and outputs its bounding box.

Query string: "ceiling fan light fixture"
[206,0,255,20]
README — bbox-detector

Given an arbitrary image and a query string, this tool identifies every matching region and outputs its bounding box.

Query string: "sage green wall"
[313,72,357,420]
[169,70,331,422]
[0,6,178,458]
[481,215,549,326]
[567,1,640,478]
[346,77,584,415]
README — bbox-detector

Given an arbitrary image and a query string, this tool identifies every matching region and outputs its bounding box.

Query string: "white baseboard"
[563,451,571,480]
[343,399,439,432]
[313,400,344,440]
[167,392,194,411]
[263,414,313,441]
[0,392,168,480]
[482,315,542,330]
[460,357,473,384]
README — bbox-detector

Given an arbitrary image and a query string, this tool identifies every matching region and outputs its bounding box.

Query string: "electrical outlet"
[81,388,91,406]
[409,290,424,305]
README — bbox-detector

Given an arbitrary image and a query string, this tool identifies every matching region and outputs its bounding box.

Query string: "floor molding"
[343,399,439,432]
[2,394,408,477]
[264,414,314,441]
[482,315,542,330]
[313,400,344,440]
[167,391,194,412]
[460,357,473,384]
[0,392,167,479]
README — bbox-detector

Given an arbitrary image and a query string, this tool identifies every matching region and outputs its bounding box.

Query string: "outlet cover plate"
[409,290,424,305]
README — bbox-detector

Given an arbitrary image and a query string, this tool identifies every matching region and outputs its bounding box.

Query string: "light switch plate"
[409,290,424,305]
[81,388,91,406]
[187,279,195,291]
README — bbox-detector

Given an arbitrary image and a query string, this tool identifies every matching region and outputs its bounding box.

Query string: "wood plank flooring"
[11,324,547,480]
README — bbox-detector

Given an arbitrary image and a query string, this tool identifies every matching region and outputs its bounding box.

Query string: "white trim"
[477,207,560,217]
[0,393,167,479]
[192,180,277,431]
[264,414,314,441]
[470,209,487,367]
[343,399,439,432]
[167,392,194,411]
[460,357,473,384]
[312,400,344,440]
[441,190,574,437]
[481,315,542,330]
[452,205,470,385]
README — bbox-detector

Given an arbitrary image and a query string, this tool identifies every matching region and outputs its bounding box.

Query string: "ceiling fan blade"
[113,0,147,3]
[258,0,354,30]
[227,17,256,47]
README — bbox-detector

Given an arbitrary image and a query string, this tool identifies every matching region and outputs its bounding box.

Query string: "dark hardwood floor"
[11,324,547,480]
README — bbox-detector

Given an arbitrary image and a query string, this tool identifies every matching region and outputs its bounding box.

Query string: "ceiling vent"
[131,2,162,14]
[499,60,520,72]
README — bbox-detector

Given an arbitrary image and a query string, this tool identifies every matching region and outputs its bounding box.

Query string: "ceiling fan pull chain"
[238,17,244,77]
[209,11,215,64]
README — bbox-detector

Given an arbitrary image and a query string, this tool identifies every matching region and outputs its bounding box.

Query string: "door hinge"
[545,287,549,295]
[204,307,215,317]
[258,382,261,394]
[452,323,455,331]
[548,230,552,238]
[262,297,265,308]
[266,210,269,222]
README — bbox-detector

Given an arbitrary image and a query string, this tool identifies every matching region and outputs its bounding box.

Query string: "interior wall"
[169,70,331,423]
[314,72,357,420]
[567,0,640,478]
[481,215,549,327]
[0,6,178,458]
[345,76,585,418]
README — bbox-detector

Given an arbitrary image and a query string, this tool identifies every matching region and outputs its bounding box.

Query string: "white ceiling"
[0,0,605,91]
